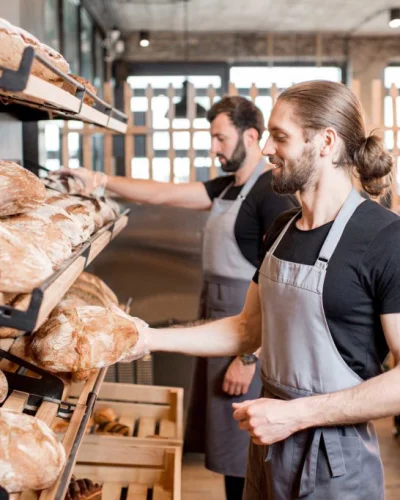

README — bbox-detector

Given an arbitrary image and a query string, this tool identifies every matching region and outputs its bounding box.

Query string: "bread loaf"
[0,19,69,84]
[42,173,86,196]
[0,370,8,403]
[31,306,139,373]
[46,193,95,237]
[62,74,97,106]
[65,476,102,500]
[3,213,72,269]
[93,407,118,425]
[0,161,46,217]
[0,224,53,293]
[57,272,119,311]
[0,409,66,492]
[30,203,85,247]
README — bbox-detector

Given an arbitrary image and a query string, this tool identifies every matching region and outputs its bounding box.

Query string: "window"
[63,0,79,74]
[93,29,105,97]
[384,66,400,193]
[127,74,223,182]
[44,0,59,51]
[80,7,93,82]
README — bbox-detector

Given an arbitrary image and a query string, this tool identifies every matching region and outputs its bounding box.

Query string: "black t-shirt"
[203,170,299,267]
[253,200,400,380]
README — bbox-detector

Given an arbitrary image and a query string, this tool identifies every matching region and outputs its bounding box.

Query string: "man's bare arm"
[146,282,262,357]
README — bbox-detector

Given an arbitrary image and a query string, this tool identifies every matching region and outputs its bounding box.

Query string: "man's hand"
[232,397,301,445]
[222,356,257,396]
[56,167,107,195]
[109,304,150,362]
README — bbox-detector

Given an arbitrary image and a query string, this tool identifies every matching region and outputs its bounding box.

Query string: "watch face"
[241,354,257,365]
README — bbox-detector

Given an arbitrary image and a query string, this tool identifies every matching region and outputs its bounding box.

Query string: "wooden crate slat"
[137,416,156,438]
[74,464,164,484]
[101,482,121,500]
[2,391,28,411]
[35,401,59,426]
[77,438,167,466]
[127,483,148,499]
[159,419,176,438]
[88,401,169,420]
[153,484,172,500]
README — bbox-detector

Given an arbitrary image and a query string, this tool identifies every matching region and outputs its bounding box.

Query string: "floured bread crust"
[0,409,66,492]
[0,161,46,217]
[31,306,139,372]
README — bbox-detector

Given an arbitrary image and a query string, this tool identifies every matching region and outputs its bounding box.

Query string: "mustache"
[268,156,284,167]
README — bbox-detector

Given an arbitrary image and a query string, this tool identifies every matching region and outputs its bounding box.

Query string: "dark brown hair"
[207,96,265,139]
[278,80,393,196]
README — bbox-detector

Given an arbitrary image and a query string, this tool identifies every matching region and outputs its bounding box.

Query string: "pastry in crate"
[93,407,130,437]
[65,475,102,500]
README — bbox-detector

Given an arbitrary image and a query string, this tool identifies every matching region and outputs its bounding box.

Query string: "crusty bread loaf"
[98,199,116,226]
[71,369,97,382]
[3,213,72,269]
[42,173,86,196]
[93,407,118,425]
[0,409,66,492]
[46,193,95,237]
[65,476,102,500]
[0,370,8,403]
[0,19,69,84]
[62,74,97,106]
[0,224,53,293]
[103,196,121,217]
[56,272,119,312]
[0,161,46,217]
[31,306,139,373]
[30,203,85,247]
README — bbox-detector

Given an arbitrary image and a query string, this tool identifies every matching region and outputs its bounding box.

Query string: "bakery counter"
[0,210,129,335]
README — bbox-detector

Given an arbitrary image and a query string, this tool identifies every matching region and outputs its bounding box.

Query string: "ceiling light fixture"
[389,8,400,28]
[139,30,150,47]
[110,26,121,43]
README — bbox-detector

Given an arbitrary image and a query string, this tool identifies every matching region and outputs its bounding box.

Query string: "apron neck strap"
[316,188,365,266]
[217,159,265,200]
[269,210,301,256]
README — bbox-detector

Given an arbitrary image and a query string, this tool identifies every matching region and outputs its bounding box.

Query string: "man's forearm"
[105,176,160,204]
[147,314,259,357]
[294,364,400,431]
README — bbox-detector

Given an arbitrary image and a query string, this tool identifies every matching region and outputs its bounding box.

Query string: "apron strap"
[298,427,346,498]
[269,211,301,256]
[217,159,266,201]
[316,188,365,267]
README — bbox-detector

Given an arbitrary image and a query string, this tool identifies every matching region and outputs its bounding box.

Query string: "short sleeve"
[360,219,400,314]
[203,176,234,202]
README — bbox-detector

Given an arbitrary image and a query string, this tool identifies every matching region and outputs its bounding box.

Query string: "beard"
[270,144,317,195]
[218,135,247,173]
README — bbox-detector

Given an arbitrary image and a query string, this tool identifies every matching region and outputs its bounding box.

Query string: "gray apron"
[185,161,265,477]
[244,188,385,499]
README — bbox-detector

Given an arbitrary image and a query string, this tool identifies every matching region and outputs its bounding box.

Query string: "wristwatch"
[240,353,258,365]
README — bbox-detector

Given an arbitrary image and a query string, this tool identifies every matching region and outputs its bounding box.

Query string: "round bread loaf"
[0,161,46,217]
[0,224,53,293]
[0,370,8,403]
[0,409,66,492]
[3,213,72,269]
[31,203,85,247]
[31,306,139,373]
[46,193,95,237]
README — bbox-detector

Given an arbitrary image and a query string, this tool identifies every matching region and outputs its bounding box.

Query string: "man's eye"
[275,136,286,142]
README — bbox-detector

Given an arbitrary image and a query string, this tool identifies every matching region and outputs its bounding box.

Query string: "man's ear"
[243,128,260,147]
[320,127,339,157]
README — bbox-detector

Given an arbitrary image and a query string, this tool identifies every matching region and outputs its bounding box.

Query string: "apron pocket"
[291,430,361,499]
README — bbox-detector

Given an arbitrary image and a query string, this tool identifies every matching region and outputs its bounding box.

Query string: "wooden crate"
[69,382,183,448]
[74,445,181,500]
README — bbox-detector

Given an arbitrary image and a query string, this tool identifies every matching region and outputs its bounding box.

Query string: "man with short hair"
[127,81,400,499]
[63,96,297,500]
